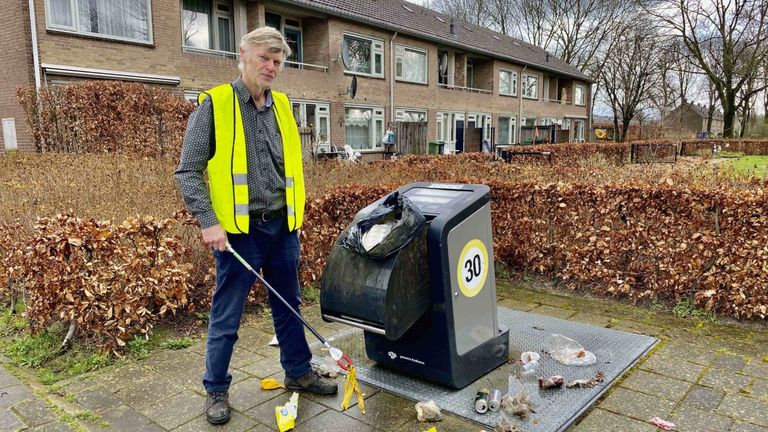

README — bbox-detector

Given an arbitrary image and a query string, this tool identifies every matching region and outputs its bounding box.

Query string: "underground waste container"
[320,182,510,389]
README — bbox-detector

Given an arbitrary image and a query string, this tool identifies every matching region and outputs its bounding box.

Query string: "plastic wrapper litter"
[415,400,443,422]
[544,334,597,366]
[275,392,299,432]
[340,191,426,259]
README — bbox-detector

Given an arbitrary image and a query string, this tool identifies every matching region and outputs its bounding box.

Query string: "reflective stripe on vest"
[201,84,305,234]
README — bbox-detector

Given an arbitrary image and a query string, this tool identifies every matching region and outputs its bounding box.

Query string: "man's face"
[240,44,284,90]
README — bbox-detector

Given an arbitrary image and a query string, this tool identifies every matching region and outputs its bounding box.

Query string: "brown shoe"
[284,370,338,395]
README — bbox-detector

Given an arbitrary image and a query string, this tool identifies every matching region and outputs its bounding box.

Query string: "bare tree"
[601,23,660,142]
[429,0,490,26]
[646,0,768,137]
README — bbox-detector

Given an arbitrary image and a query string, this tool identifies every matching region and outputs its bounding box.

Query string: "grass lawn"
[729,155,768,177]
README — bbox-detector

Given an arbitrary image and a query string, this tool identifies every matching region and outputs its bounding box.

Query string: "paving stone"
[139,390,204,430]
[669,405,733,432]
[568,312,613,327]
[12,398,57,427]
[75,386,123,412]
[173,411,258,431]
[60,377,100,396]
[0,384,34,409]
[640,354,706,382]
[599,387,676,421]
[571,408,657,432]
[228,378,286,412]
[236,328,279,351]
[0,408,26,432]
[244,393,327,430]
[92,362,148,389]
[713,353,747,373]
[0,370,20,389]
[98,404,163,432]
[342,392,415,428]
[527,305,576,320]
[238,357,283,379]
[699,369,753,393]
[742,359,768,379]
[718,393,768,427]
[620,370,692,402]
[497,297,538,312]
[245,425,272,432]
[253,346,281,360]
[28,420,78,431]
[746,378,768,401]
[144,351,205,377]
[609,320,663,337]
[731,421,768,432]
[655,340,718,365]
[229,346,263,369]
[683,385,726,411]
[292,409,373,432]
[113,374,184,410]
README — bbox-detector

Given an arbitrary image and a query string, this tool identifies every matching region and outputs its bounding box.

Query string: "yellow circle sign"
[456,239,489,297]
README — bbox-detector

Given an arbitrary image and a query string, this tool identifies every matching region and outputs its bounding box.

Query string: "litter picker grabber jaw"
[225,243,353,372]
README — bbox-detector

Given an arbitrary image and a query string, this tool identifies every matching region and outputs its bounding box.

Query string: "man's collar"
[232,78,273,108]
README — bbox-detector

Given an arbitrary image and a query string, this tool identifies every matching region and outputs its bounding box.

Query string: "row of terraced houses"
[2,0,593,157]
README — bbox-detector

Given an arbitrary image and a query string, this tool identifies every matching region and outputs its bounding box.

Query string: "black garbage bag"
[340,191,426,259]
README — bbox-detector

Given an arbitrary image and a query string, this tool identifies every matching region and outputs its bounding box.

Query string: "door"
[455,120,464,153]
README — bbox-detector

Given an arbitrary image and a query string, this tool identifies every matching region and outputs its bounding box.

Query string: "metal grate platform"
[311,307,658,431]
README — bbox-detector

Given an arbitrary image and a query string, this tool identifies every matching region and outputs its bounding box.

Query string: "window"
[438,51,449,85]
[395,109,427,122]
[182,0,234,52]
[292,101,330,144]
[183,91,201,105]
[345,106,384,150]
[395,45,427,84]
[266,12,303,65]
[498,116,516,144]
[45,0,152,43]
[522,73,538,99]
[499,70,517,96]
[343,34,384,78]
[575,85,586,106]
[437,112,444,141]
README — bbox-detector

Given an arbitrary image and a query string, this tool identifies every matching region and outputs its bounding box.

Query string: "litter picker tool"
[225,243,353,372]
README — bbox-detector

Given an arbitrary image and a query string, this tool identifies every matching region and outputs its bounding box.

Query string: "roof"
[278,0,592,82]
[687,103,723,121]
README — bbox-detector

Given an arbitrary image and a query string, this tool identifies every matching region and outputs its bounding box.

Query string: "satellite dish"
[338,75,358,99]
[438,52,448,76]
[341,38,351,69]
[350,75,357,99]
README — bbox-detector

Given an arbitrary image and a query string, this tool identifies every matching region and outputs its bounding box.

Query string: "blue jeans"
[203,218,312,393]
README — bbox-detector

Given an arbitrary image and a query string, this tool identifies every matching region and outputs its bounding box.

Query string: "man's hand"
[202,224,228,251]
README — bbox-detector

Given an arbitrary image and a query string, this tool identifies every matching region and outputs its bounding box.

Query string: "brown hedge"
[17,81,194,158]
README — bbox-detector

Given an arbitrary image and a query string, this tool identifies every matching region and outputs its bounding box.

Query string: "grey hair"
[238,27,292,72]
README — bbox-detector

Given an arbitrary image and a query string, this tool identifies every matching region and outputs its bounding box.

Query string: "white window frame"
[498,116,516,145]
[344,105,385,151]
[499,69,517,96]
[292,100,331,145]
[395,108,427,122]
[522,73,538,100]
[395,44,428,84]
[574,85,586,106]
[181,0,235,54]
[343,33,384,78]
[183,91,201,105]
[44,0,154,44]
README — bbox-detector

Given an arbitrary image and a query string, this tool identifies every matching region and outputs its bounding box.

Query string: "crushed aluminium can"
[474,387,489,413]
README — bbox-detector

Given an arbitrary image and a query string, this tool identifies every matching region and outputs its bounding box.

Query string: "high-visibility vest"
[199,84,305,234]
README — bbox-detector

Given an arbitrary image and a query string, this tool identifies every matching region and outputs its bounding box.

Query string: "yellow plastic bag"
[421,427,438,432]
[275,392,299,432]
[340,366,365,414]
[261,378,285,390]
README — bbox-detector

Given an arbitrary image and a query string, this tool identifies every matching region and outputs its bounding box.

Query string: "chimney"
[546,53,550,62]
[450,18,455,35]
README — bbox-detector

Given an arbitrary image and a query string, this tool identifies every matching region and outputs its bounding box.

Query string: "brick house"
[663,102,725,138]
[2,0,592,156]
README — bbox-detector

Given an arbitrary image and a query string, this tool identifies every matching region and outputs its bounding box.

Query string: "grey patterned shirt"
[175,78,286,229]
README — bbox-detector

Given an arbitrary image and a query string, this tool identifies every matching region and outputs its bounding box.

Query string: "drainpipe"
[28,0,42,89]
[390,32,397,122]
[517,65,527,144]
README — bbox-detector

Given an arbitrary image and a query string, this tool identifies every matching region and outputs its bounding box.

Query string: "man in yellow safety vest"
[175,27,337,426]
